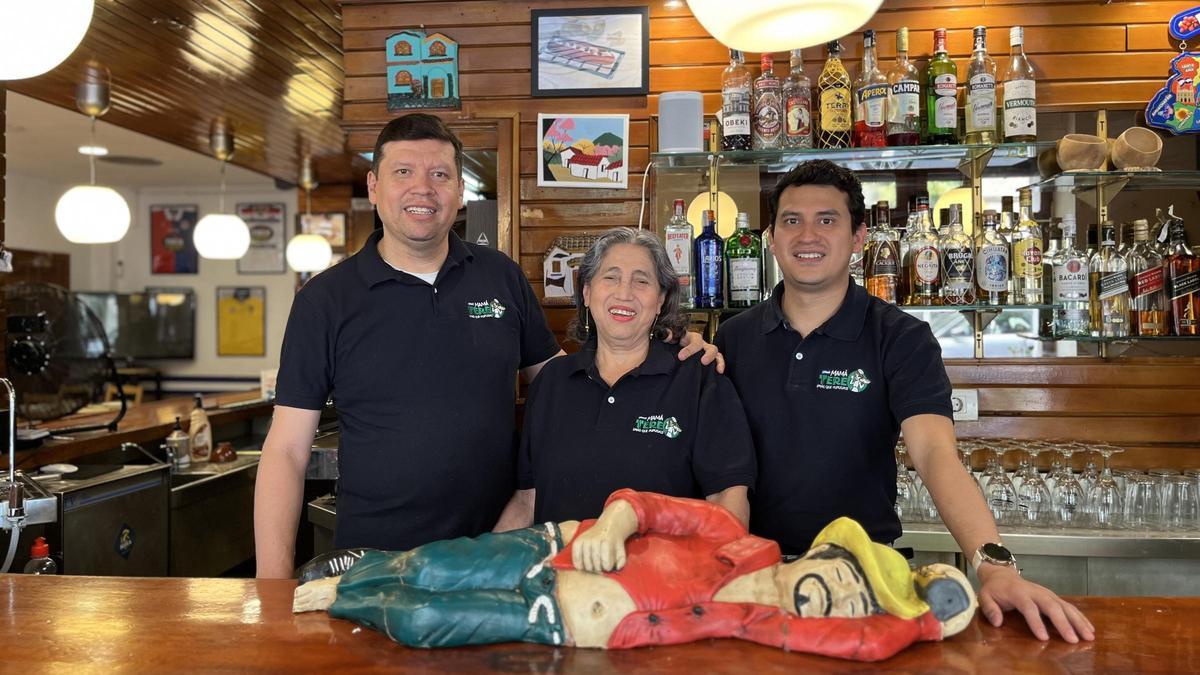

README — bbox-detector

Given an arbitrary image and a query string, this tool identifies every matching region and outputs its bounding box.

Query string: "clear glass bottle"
[1039,220,1061,337]
[721,49,752,151]
[965,26,998,145]
[664,198,694,309]
[1165,211,1200,336]
[1089,222,1130,337]
[854,30,888,148]
[865,201,901,303]
[817,41,853,149]
[726,212,763,308]
[782,49,813,149]
[926,27,959,144]
[22,537,56,575]
[904,199,941,305]
[940,204,976,305]
[1052,215,1090,337]
[1127,218,1169,336]
[1010,187,1044,304]
[1001,26,1037,142]
[976,210,1010,306]
[694,209,724,308]
[886,27,921,146]
[752,53,783,150]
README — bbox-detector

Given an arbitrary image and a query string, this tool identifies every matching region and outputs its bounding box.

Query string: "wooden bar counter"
[1,575,1191,673]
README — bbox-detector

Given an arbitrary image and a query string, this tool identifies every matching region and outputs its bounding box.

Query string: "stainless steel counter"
[898,523,1200,559]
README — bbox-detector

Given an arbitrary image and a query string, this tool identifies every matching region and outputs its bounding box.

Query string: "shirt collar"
[760,278,869,342]
[355,228,474,288]
[565,339,678,379]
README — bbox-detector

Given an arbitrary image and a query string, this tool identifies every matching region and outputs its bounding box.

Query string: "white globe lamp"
[686,0,883,52]
[54,185,131,244]
[286,234,333,272]
[194,213,252,259]
[0,1,95,80]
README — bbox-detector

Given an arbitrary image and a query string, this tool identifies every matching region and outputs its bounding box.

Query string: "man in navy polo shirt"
[714,160,1093,644]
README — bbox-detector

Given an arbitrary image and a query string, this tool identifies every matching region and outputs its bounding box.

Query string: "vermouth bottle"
[817,41,853,149]
[1088,222,1130,337]
[964,26,998,145]
[886,27,921,146]
[904,200,941,305]
[939,204,975,305]
[1165,212,1200,335]
[1010,188,1044,304]
[853,30,888,148]
[925,28,959,144]
[1126,219,1168,336]
[782,49,814,149]
[865,201,901,303]
[726,212,763,308]
[664,198,694,309]
[695,210,724,308]
[1001,26,1037,142]
[1052,216,1090,337]
[721,50,752,151]
[976,210,1010,306]
[752,53,784,150]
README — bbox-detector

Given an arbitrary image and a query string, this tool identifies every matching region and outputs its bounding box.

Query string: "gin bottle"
[726,212,763,308]
[1052,216,1090,337]
[664,198,694,309]
[695,209,724,308]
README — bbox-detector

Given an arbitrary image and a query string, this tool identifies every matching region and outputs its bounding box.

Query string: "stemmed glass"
[1052,442,1087,527]
[895,445,918,522]
[984,444,1018,525]
[959,439,983,492]
[1016,444,1052,527]
[1086,444,1123,528]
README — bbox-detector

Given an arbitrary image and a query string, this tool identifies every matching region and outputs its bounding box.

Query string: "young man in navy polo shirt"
[714,160,1093,644]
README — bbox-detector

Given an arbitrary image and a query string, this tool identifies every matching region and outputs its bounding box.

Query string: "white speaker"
[658,91,704,153]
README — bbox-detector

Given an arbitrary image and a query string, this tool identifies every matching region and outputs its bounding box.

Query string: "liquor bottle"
[782,49,814,149]
[853,30,888,148]
[726,212,763,308]
[664,198,695,309]
[976,210,1010,306]
[1085,226,1098,260]
[1052,215,1090,338]
[1165,211,1200,336]
[926,28,959,144]
[964,26,998,145]
[1010,188,1044,304]
[940,204,975,305]
[1039,220,1061,337]
[817,41,853,149]
[1089,222,1130,337]
[753,53,784,150]
[1126,218,1169,336]
[865,201,901,303]
[886,27,921,146]
[695,209,724,308]
[904,199,941,305]
[999,195,1017,296]
[721,49,752,151]
[1001,26,1037,143]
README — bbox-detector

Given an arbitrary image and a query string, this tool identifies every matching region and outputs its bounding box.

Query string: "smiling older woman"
[506,227,757,527]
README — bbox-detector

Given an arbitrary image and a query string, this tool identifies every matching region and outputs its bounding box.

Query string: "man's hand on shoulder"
[977,565,1095,643]
[676,331,724,374]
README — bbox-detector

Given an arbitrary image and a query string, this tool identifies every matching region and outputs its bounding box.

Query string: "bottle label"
[942,246,974,292]
[666,231,692,276]
[1130,266,1165,299]
[977,244,1010,292]
[729,258,761,300]
[820,87,852,131]
[966,74,996,132]
[722,86,751,136]
[1098,271,1129,300]
[915,246,940,283]
[1003,78,1037,138]
[868,241,899,277]
[933,73,958,129]
[1012,238,1043,277]
[754,83,783,143]
[785,92,812,137]
[856,83,888,127]
[1170,269,1200,300]
[887,80,920,124]
[1054,260,1090,299]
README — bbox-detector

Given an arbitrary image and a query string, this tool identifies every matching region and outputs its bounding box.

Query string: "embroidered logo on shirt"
[816,368,871,393]
[632,414,682,439]
[467,299,506,319]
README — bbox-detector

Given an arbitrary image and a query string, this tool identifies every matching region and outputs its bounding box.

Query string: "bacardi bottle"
[817,41,853,149]
[865,201,901,303]
[964,26,998,145]
[854,30,888,148]
[976,210,1011,306]
[695,209,724,309]
[1166,212,1200,335]
[753,53,784,150]
[1001,26,1037,143]
[926,28,959,144]
[1088,222,1130,337]
[664,198,695,309]
[904,199,941,305]
[726,212,763,308]
[940,204,976,305]
[721,50,752,151]
[1011,188,1044,304]
[1126,218,1168,336]
[1052,216,1090,338]
[886,27,921,146]
[782,49,814,149]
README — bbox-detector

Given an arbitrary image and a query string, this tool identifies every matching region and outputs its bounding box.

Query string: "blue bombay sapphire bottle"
[694,209,725,308]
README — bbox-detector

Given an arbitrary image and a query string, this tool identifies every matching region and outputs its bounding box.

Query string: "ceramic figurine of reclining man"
[294,489,977,661]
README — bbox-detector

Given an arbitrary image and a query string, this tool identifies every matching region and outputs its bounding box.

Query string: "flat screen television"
[75,290,196,360]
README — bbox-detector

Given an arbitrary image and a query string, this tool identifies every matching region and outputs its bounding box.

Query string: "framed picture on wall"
[236,202,287,274]
[537,113,630,189]
[216,286,266,356]
[530,6,649,97]
[150,204,199,274]
[298,212,348,250]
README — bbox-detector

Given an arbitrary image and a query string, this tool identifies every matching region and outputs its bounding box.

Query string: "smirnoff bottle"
[1088,222,1130,337]
[694,209,724,308]
[753,53,784,150]
[976,210,1010,306]
[939,204,976,305]
[726,212,763,308]
[1052,215,1090,338]
[1126,219,1168,336]
[1165,211,1200,335]
[853,30,888,148]
[664,198,695,309]
[964,26,998,145]
[721,50,752,151]
[1011,188,1044,304]
[865,201,901,303]
[904,199,941,305]
[1001,26,1037,142]
[925,28,959,145]
[782,49,814,149]
[817,41,853,149]
[886,27,921,146]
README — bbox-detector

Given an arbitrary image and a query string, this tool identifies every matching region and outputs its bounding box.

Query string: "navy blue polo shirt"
[714,280,952,555]
[517,340,757,524]
[275,229,560,551]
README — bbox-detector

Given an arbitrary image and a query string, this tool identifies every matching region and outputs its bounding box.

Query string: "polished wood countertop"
[1,575,1190,673]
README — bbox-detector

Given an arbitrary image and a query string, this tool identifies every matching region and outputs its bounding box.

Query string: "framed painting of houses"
[537,113,630,189]
[385,30,461,110]
[531,7,649,97]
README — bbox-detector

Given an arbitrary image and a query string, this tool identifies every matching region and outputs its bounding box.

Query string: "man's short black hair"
[371,113,464,177]
[768,159,866,232]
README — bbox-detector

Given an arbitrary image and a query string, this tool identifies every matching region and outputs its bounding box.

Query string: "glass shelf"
[1029,170,1200,193]
[651,142,1055,173]
[1029,334,1200,343]
[900,303,1054,313]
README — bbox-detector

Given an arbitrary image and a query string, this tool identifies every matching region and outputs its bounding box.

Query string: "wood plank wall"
[341,0,1200,468]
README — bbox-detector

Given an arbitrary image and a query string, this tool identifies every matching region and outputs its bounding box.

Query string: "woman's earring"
[584,308,590,335]
[651,314,659,338]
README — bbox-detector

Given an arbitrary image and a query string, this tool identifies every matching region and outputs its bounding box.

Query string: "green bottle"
[726,212,763,308]
[925,27,959,144]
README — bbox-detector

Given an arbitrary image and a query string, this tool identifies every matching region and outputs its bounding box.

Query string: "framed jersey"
[216,286,266,356]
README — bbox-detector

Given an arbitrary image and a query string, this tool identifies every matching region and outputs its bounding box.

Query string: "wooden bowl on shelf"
[1111,127,1163,170]
[1056,134,1108,171]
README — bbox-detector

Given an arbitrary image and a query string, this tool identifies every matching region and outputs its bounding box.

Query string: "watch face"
[982,543,1015,564]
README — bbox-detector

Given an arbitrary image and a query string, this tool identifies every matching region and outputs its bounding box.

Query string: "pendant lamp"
[193,120,251,259]
[0,0,94,80]
[55,61,131,245]
[286,158,333,272]
[686,0,883,52]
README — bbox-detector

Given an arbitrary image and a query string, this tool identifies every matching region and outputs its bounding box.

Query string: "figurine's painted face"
[775,544,880,618]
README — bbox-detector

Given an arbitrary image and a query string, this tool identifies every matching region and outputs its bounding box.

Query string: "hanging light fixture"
[55,61,131,245]
[0,0,94,80]
[686,0,883,52]
[193,119,251,260]
[286,157,332,272]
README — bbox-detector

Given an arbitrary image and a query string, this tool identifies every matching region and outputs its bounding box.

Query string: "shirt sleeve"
[515,271,561,369]
[883,318,953,423]
[605,489,745,542]
[691,367,758,497]
[273,290,333,411]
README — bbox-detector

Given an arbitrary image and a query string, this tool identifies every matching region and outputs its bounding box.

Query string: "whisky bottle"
[940,204,976,305]
[1010,187,1044,304]
[964,26,998,145]
[1052,215,1090,337]
[695,209,724,308]
[782,49,814,149]
[886,27,921,146]
[664,198,695,309]
[865,201,901,303]
[1165,211,1200,336]
[1088,222,1130,337]
[1127,219,1168,336]
[752,53,783,150]
[904,199,941,305]
[976,210,1010,306]
[817,41,853,149]
[1001,26,1037,142]
[854,30,888,148]
[726,212,763,308]
[926,28,959,144]
[721,50,752,151]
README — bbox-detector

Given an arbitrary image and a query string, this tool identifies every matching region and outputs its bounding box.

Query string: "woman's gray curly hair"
[567,226,687,344]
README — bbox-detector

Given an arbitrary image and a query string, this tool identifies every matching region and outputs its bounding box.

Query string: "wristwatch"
[971,542,1017,571]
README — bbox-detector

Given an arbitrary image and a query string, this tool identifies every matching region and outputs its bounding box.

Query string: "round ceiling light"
[55,185,131,244]
[193,213,252,259]
[686,0,883,52]
[286,234,333,272]
[0,1,95,80]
